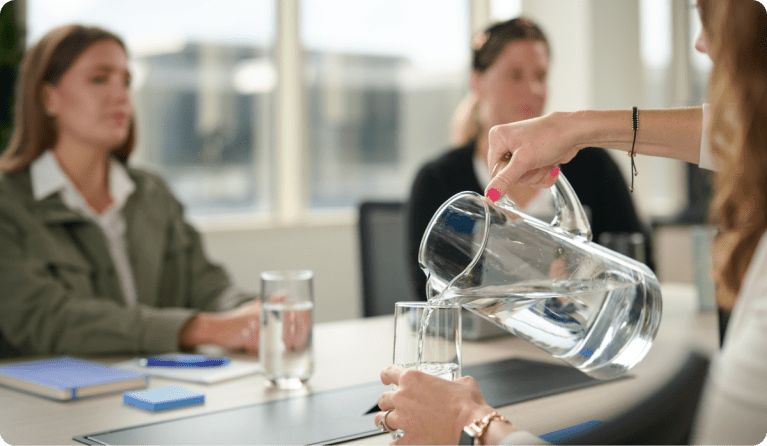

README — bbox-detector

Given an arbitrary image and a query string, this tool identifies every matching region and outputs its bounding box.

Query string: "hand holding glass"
[390,302,461,440]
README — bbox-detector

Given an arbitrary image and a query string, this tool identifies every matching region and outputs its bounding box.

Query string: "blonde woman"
[0,25,263,357]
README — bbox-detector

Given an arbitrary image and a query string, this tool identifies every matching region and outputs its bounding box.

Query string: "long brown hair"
[702,0,767,307]
[456,17,550,145]
[0,24,135,173]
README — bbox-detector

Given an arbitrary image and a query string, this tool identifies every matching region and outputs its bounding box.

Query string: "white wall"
[522,0,687,222]
[198,220,362,324]
[522,0,594,113]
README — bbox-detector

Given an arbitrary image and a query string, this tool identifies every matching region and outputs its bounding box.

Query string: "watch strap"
[459,426,476,445]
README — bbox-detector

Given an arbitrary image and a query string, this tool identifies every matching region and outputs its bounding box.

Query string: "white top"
[698,103,719,171]
[692,101,767,441]
[473,154,556,219]
[691,230,767,444]
[30,151,139,306]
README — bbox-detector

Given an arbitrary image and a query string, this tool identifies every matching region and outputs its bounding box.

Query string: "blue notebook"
[0,356,148,401]
[124,385,204,411]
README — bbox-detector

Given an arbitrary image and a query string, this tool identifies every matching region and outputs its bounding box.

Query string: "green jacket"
[0,165,248,357]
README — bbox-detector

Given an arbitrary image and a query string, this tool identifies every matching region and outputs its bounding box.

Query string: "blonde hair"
[451,93,481,146]
[703,0,767,308]
[0,24,135,173]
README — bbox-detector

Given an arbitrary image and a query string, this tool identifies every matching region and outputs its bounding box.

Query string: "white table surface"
[0,283,718,445]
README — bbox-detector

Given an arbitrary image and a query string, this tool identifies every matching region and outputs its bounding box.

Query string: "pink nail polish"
[486,188,501,202]
[550,167,560,177]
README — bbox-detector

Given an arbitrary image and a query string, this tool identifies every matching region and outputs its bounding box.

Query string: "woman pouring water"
[407,17,653,306]
[375,0,767,443]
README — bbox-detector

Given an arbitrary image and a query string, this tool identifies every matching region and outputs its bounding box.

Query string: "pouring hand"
[485,112,582,201]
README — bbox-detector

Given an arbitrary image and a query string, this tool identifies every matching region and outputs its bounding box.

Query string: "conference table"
[0,283,718,445]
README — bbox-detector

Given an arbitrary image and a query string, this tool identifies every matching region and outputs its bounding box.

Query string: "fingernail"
[486,188,501,202]
[550,166,560,177]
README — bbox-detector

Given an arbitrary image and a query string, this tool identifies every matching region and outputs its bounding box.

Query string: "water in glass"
[260,300,314,389]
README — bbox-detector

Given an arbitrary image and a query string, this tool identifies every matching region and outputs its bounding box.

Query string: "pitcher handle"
[490,154,591,240]
[550,173,592,240]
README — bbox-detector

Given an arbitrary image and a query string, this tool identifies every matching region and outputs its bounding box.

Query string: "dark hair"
[0,24,135,173]
[472,17,550,73]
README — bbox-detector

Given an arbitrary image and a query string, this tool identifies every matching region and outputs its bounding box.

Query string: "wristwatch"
[459,411,509,445]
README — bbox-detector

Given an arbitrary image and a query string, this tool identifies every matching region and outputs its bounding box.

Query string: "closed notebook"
[124,385,204,411]
[0,356,148,401]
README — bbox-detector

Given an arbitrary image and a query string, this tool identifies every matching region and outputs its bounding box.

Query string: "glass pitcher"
[419,173,662,380]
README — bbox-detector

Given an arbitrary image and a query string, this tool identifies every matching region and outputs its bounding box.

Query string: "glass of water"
[597,232,646,264]
[259,270,314,390]
[390,302,461,440]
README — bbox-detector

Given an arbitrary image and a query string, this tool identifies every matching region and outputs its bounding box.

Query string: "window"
[301,0,470,208]
[28,0,472,217]
[28,0,276,215]
[640,0,673,108]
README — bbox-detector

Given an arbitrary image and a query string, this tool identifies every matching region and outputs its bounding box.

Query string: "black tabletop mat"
[74,358,624,445]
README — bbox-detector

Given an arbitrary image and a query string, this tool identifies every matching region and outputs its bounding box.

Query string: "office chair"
[358,201,418,317]
[561,351,710,445]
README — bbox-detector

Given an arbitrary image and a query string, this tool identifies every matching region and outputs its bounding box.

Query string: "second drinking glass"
[259,270,314,390]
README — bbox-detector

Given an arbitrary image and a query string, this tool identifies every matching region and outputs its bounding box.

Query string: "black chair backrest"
[358,201,418,317]
[562,351,710,445]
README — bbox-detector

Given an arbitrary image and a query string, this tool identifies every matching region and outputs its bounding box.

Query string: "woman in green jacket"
[0,25,263,357]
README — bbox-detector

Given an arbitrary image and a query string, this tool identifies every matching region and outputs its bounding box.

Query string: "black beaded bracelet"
[629,106,639,193]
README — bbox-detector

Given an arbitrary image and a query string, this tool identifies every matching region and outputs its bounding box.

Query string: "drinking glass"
[691,225,717,311]
[259,270,314,389]
[597,232,646,264]
[390,302,461,440]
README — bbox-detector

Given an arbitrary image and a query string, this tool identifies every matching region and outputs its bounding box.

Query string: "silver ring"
[378,410,393,432]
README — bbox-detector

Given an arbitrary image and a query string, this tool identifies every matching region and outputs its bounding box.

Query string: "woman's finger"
[377,388,397,412]
[485,148,542,200]
[518,166,550,186]
[539,166,560,187]
[380,365,406,386]
[487,124,516,175]
[373,409,401,433]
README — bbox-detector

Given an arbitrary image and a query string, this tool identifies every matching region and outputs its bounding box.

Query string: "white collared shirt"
[30,150,139,306]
